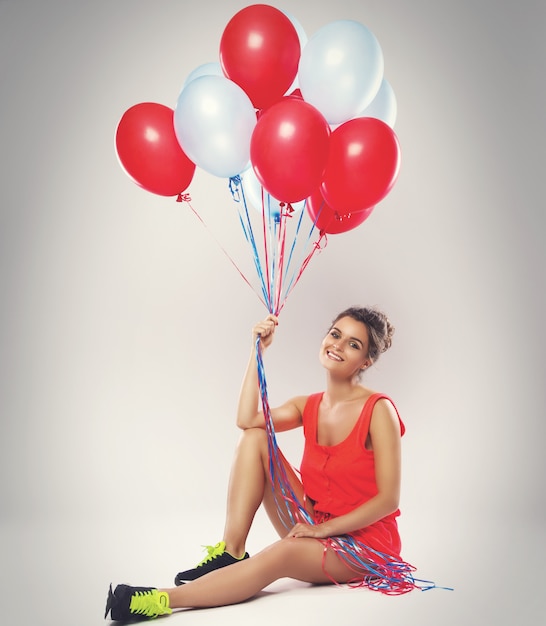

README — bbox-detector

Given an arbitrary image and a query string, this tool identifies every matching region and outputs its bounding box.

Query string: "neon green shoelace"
[197,541,226,566]
[129,590,171,617]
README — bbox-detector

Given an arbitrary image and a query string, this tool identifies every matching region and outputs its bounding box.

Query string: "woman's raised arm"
[236,314,304,432]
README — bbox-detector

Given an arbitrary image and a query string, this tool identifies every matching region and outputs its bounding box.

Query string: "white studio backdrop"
[0,1,544,625]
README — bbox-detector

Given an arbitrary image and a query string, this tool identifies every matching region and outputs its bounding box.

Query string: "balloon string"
[262,194,283,314]
[280,201,306,282]
[278,201,327,313]
[239,190,271,308]
[281,233,326,312]
[272,204,291,314]
[260,187,273,311]
[227,177,329,315]
[274,204,307,312]
[230,177,272,310]
[255,338,314,526]
[178,193,267,309]
[279,202,317,308]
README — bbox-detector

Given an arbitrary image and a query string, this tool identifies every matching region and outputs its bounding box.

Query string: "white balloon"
[281,10,308,95]
[174,75,256,178]
[357,78,397,128]
[299,20,384,125]
[182,62,223,90]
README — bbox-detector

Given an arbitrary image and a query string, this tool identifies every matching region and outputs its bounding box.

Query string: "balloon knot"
[279,202,294,217]
[229,176,242,202]
[314,233,328,251]
[177,193,192,203]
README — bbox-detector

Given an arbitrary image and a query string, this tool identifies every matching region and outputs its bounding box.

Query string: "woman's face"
[319,316,370,379]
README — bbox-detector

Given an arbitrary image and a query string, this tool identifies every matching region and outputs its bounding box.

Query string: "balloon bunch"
[115,4,401,314]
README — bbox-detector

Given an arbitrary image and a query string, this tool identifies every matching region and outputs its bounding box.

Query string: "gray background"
[0,1,544,625]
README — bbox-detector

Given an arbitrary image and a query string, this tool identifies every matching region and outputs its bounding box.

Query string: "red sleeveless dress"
[300,392,412,590]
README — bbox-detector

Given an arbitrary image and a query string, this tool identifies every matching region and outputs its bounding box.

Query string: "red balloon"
[306,189,374,234]
[288,88,303,100]
[321,117,401,213]
[220,5,300,110]
[115,103,196,197]
[250,98,330,203]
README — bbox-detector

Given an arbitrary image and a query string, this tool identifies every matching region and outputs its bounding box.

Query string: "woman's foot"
[174,541,249,585]
[104,583,171,621]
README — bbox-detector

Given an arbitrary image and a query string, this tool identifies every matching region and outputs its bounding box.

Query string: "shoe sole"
[104,583,114,619]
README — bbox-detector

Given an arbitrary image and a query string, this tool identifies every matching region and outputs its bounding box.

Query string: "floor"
[1,508,542,626]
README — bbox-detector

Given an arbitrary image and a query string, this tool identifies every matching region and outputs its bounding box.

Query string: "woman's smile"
[326,349,343,362]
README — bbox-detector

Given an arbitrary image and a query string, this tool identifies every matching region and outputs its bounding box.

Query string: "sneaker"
[104,583,172,621]
[174,541,249,586]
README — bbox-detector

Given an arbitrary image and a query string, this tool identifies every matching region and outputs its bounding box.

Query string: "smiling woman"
[105,305,439,621]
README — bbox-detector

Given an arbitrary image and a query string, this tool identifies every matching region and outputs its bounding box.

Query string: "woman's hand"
[287,522,330,539]
[252,314,278,349]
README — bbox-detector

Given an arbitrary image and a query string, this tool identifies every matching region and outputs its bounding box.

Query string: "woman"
[105,306,415,620]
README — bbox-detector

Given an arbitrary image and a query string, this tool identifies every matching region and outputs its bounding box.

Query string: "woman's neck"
[322,378,365,407]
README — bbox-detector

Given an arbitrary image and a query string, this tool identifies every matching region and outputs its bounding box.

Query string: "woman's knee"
[267,536,314,561]
[269,537,355,583]
[258,537,329,580]
[237,427,268,452]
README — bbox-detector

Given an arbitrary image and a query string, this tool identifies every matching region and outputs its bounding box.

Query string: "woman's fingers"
[287,522,328,539]
[253,315,278,338]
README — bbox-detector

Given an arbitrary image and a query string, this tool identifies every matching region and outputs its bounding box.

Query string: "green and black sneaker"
[105,583,171,621]
[174,541,249,586]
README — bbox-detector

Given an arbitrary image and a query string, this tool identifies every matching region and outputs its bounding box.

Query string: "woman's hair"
[331,306,395,362]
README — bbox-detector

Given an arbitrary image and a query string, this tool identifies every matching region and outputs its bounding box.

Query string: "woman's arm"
[290,398,402,538]
[236,314,304,432]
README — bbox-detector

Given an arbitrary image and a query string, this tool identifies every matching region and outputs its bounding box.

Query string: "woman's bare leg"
[166,536,358,609]
[222,427,309,556]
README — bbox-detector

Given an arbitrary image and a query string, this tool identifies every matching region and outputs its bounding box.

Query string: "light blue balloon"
[299,20,384,125]
[281,10,308,95]
[357,78,397,128]
[174,75,256,179]
[182,62,223,91]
